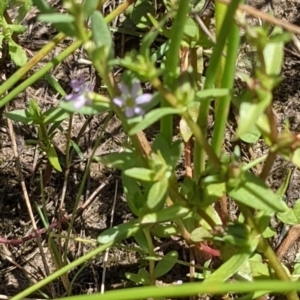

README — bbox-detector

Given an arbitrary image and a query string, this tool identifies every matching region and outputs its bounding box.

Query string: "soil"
[0,0,300,299]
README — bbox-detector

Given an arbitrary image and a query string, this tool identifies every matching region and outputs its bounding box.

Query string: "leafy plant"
[0,0,299,300]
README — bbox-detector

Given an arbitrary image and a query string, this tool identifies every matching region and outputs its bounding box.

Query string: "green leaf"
[44,73,66,96]
[5,24,27,34]
[155,251,178,278]
[38,13,75,23]
[59,99,110,115]
[83,0,98,18]
[129,107,184,135]
[70,140,84,161]
[141,204,190,224]
[134,229,150,254]
[32,0,52,13]
[204,239,258,283]
[184,17,199,41]
[130,0,154,29]
[180,103,199,142]
[203,182,226,207]
[124,167,155,181]
[183,17,213,48]
[196,88,230,99]
[43,107,69,125]
[137,268,151,285]
[33,0,76,36]
[290,148,300,169]
[125,272,144,285]
[277,199,300,225]
[276,169,292,200]
[144,178,168,212]
[99,151,138,170]
[97,220,140,244]
[8,39,27,66]
[263,27,285,76]
[191,227,212,243]
[228,171,286,213]
[45,143,62,172]
[122,174,145,217]
[235,92,270,141]
[150,224,178,238]
[0,0,8,15]
[91,11,112,48]
[5,109,30,124]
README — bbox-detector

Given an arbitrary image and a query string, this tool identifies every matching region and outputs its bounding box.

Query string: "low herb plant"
[1,0,300,299]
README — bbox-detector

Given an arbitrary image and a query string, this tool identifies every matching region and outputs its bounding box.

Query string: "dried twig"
[216,0,300,35]
[0,179,110,246]
[101,180,118,294]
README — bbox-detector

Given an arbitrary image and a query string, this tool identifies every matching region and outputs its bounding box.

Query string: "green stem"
[240,205,299,300]
[11,241,115,300]
[0,32,65,103]
[211,1,243,156]
[0,0,135,107]
[63,112,113,260]
[194,0,242,179]
[151,77,221,168]
[161,0,190,144]
[259,150,277,181]
[0,39,83,107]
[143,228,156,285]
[259,238,299,300]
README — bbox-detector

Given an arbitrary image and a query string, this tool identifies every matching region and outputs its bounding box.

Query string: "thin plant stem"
[59,114,74,219]
[63,112,113,260]
[11,241,116,300]
[240,205,299,300]
[161,0,190,144]
[211,0,243,156]
[0,32,65,102]
[194,0,242,178]
[0,0,136,107]
[6,109,55,296]
[259,151,277,181]
[101,180,118,293]
[151,77,221,168]
[143,227,156,285]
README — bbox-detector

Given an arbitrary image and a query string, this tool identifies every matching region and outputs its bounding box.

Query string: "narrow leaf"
[228,171,286,213]
[46,144,62,172]
[129,107,184,135]
[97,220,140,244]
[155,251,178,278]
[124,167,155,181]
[144,178,168,211]
[91,11,112,48]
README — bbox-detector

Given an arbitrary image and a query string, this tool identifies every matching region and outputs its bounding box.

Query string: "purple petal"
[124,107,135,118]
[113,96,125,107]
[131,81,142,98]
[65,93,75,101]
[73,95,86,109]
[86,82,94,92]
[70,74,86,91]
[70,80,80,91]
[135,93,152,105]
[118,82,130,96]
[134,106,144,116]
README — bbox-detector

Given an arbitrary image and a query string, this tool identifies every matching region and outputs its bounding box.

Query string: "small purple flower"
[113,81,152,118]
[65,74,94,109]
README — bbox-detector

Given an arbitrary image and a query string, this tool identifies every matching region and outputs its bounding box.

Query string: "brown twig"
[6,104,55,296]
[0,179,109,246]
[276,225,300,261]
[216,0,300,35]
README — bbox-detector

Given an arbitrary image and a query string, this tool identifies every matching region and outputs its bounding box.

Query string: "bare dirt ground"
[0,0,300,298]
